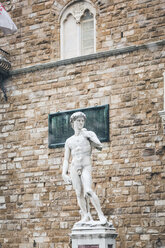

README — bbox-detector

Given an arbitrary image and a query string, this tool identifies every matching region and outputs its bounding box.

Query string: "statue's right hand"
[62,174,72,184]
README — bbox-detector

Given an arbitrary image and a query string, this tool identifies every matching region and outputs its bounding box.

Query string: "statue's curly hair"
[70,111,86,124]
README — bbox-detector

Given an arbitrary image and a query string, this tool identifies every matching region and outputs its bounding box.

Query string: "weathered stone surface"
[0,0,164,69]
[0,0,165,248]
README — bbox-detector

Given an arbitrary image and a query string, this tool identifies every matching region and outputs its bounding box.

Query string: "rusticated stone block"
[0,1,164,247]
[143,148,155,156]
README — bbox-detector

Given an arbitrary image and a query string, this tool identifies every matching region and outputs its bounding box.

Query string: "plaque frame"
[78,246,99,248]
[48,104,109,148]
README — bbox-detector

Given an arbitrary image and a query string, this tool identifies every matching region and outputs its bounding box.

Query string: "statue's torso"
[67,134,92,169]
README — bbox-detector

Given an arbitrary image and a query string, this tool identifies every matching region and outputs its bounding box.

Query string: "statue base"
[71,221,117,248]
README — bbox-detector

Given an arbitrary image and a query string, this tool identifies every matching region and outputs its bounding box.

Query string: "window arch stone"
[60,0,96,59]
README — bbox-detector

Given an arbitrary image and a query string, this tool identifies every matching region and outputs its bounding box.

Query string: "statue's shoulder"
[88,130,96,135]
[65,135,74,147]
[86,130,97,137]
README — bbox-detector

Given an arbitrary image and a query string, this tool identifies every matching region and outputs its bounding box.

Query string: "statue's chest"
[70,135,90,150]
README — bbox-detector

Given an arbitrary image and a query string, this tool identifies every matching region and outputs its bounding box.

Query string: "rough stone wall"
[0,44,165,248]
[0,0,165,69]
[0,0,165,248]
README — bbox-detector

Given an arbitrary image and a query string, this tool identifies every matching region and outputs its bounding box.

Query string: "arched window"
[81,10,94,56]
[60,1,96,59]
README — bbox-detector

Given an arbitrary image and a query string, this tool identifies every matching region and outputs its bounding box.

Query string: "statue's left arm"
[82,129,102,150]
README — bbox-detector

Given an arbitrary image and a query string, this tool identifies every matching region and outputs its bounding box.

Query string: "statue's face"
[73,117,85,131]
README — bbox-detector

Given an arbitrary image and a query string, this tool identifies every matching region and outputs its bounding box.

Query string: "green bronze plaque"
[48,104,109,148]
[78,246,99,248]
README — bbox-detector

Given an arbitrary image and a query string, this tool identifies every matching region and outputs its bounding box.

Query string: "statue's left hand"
[81,129,102,150]
[81,128,92,139]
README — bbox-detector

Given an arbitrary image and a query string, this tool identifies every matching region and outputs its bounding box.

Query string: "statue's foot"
[78,214,91,223]
[99,214,107,225]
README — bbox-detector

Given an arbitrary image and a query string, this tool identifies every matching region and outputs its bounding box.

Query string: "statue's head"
[70,111,86,129]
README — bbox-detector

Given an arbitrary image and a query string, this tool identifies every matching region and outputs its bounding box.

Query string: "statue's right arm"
[62,140,72,184]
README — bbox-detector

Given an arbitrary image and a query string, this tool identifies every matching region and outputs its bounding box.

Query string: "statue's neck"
[74,129,82,136]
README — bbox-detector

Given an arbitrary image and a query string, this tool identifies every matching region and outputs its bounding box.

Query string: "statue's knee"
[85,190,93,198]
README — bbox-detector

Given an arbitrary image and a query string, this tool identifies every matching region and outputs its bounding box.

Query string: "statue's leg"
[70,166,89,222]
[81,166,107,224]
[85,194,93,221]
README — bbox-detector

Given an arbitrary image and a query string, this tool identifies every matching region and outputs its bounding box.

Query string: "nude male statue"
[62,111,107,224]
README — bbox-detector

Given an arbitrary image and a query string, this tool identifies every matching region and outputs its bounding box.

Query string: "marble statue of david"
[62,111,107,225]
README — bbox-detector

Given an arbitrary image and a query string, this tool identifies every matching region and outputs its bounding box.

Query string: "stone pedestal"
[71,222,117,248]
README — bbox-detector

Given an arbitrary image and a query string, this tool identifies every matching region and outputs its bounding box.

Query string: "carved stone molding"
[158,72,165,134]
[71,2,88,23]
[60,0,96,23]
[159,110,165,134]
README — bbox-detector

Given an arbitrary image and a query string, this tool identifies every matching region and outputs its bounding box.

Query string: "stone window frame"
[59,0,96,59]
[159,72,165,134]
